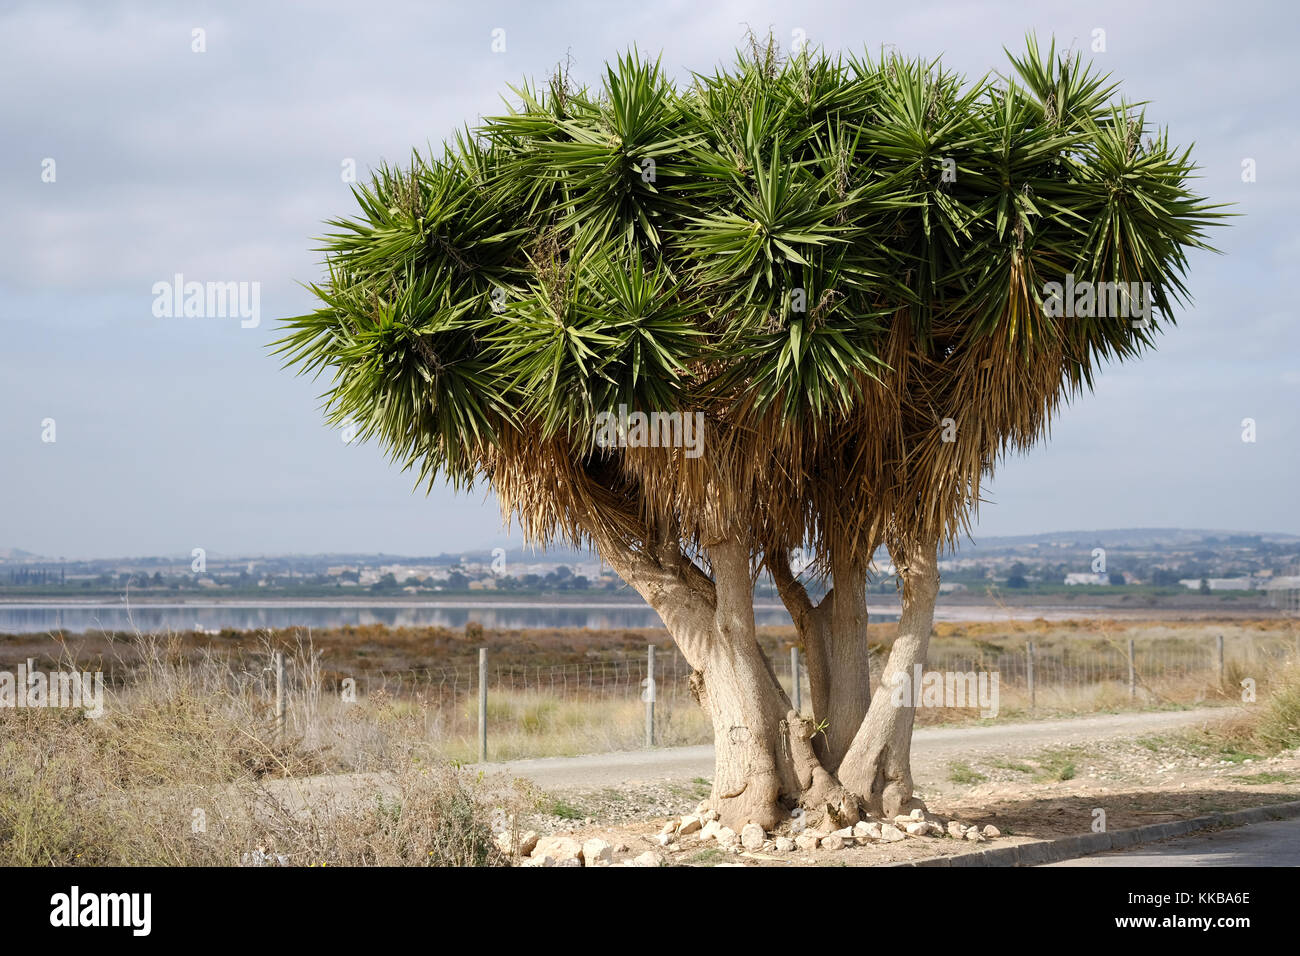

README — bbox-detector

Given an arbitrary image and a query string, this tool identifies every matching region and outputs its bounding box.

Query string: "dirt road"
[472,706,1235,790]
[263,706,1237,814]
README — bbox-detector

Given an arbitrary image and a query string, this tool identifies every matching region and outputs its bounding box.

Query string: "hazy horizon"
[5,525,1298,565]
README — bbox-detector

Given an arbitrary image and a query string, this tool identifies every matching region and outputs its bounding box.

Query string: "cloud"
[2,0,1297,555]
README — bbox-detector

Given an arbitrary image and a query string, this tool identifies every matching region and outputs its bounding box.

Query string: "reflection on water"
[0,602,860,635]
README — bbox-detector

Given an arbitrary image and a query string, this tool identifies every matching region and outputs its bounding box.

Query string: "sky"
[1,0,1296,560]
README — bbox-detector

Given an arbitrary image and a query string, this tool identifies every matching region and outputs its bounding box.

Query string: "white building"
[1064,572,1109,585]
[1178,577,1258,591]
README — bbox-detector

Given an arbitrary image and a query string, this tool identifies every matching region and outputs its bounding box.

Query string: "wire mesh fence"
[301,631,1299,752]
[304,634,1289,749]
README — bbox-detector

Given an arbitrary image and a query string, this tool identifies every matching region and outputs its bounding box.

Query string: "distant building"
[1178,577,1259,591]
[1264,577,1300,613]
[1064,572,1109,586]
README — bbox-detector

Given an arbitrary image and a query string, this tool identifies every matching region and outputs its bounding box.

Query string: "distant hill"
[4,529,1296,566]
[953,528,1300,552]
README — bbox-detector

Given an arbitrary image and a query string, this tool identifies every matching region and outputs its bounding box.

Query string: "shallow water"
[0,600,816,635]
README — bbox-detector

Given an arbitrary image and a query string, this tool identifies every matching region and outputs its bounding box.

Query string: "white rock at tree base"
[678,816,703,836]
[858,822,883,841]
[966,828,987,842]
[880,824,906,843]
[495,830,539,856]
[582,838,613,866]
[716,826,738,847]
[532,836,582,862]
[982,825,1001,838]
[947,821,966,838]
[820,835,846,850]
[741,823,766,850]
[632,851,660,867]
[794,833,821,851]
[905,821,929,836]
[774,836,795,852]
[699,820,722,841]
[832,826,855,838]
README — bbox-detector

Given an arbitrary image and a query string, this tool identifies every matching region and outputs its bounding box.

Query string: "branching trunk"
[595,529,856,830]
[597,519,940,825]
[770,551,873,772]
[696,539,790,828]
[769,552,832,757]
[824,554,872,769]
[836,531,941,817]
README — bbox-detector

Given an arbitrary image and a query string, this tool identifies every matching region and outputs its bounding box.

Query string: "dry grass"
[1201,660,1300,758]
[0,636,525,866]
[2,619,1295,865]
[902,620,1298,726]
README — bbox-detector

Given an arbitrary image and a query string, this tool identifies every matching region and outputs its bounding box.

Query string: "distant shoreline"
[0,597,1280,624]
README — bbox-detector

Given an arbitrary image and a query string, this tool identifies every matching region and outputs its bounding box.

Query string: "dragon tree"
[277,37,1222,830]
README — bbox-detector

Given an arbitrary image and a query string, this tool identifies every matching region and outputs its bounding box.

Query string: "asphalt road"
[1047,818,1300,866]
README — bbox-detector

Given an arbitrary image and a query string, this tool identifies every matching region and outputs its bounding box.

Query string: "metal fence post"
[1216,634,1225,689]
[1128,638,1136,702]
[273,650,286,742]
[478,647,488,763]
[1027,641,1035,711]
[645,644,655,748]
[790,646,801,714]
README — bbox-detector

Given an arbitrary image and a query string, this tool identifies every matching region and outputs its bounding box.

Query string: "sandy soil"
[498,713,1300,867]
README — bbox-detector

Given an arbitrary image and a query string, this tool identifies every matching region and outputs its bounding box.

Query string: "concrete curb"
[886,799,1300,867]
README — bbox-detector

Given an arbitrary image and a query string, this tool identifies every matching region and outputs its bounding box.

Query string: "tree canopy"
[277,36,1222,576]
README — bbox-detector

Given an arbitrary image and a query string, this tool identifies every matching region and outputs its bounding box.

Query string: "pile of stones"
[653,803,1000,854]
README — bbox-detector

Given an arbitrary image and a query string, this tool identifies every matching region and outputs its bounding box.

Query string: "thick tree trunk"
[696,539,791,829]
[836,532,941,818]
[595,531,853,830]
[823,555,872,769]
[771,552,873,772]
